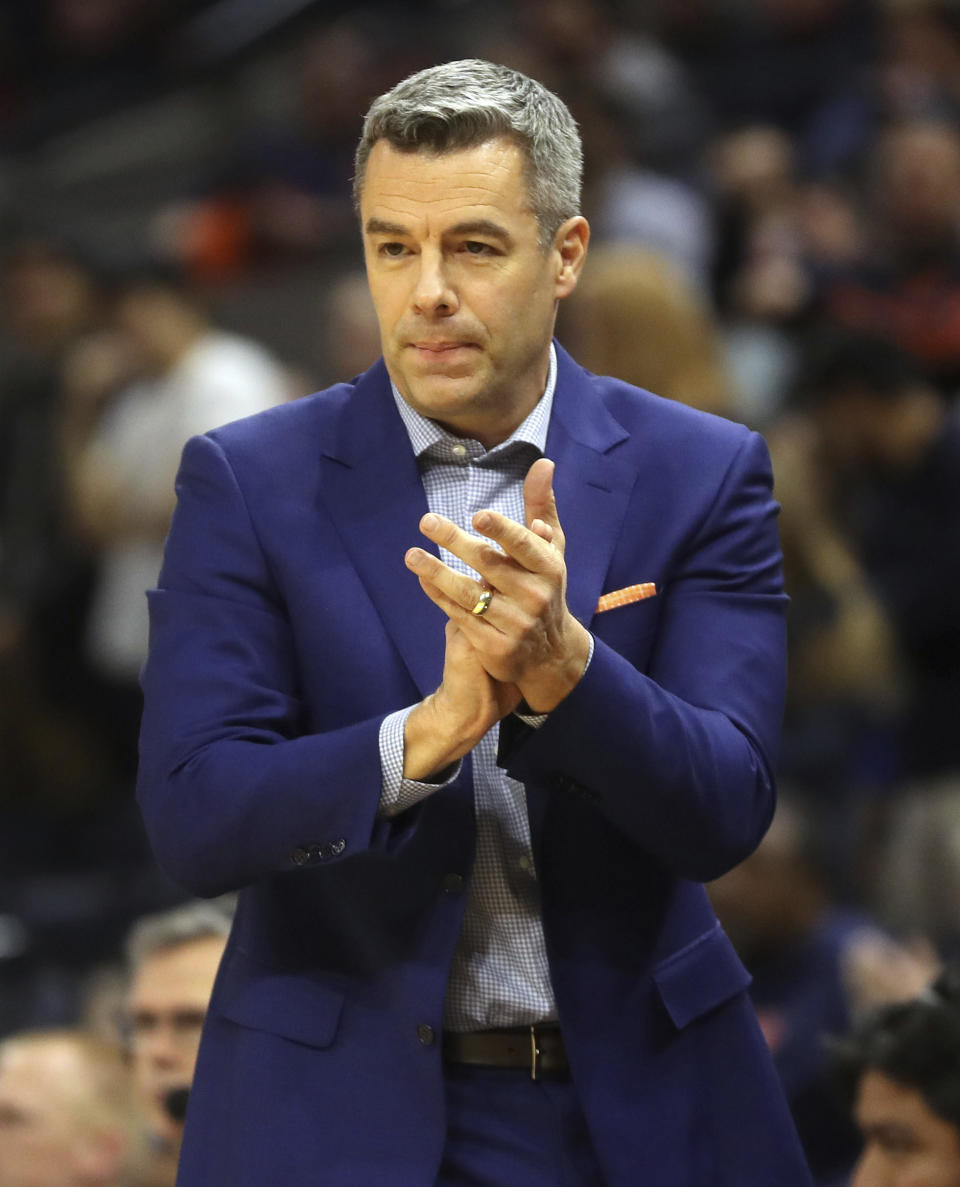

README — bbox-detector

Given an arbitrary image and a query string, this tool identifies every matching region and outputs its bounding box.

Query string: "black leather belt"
[442,1025,569,1080]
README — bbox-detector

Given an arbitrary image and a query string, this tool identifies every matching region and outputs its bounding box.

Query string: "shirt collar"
[390,342,556,462]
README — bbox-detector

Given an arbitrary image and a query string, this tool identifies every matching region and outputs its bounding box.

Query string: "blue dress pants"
[436,1063,606,1186]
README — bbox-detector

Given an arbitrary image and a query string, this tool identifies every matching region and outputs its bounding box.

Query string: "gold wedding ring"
[471,589,493,617]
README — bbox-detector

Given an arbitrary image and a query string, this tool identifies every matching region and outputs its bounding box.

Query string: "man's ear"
[553,217,590,300]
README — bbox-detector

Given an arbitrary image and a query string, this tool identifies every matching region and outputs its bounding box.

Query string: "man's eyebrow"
[364,217,514,243]
[364,217,410,237]
[447,219,513,243]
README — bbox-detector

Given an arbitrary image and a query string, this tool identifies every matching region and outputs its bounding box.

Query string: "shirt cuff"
[512,633,595,728]
[378,706,461,818]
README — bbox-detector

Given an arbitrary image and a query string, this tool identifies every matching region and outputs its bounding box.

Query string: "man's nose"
[411,250,458,317]
[138,1024,183,1068]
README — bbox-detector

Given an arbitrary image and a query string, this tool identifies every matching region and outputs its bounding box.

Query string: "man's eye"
[378,242,408,258]
[463,241,494,255]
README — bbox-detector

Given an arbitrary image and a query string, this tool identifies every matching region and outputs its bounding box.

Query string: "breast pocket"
[651,922,752,1030]
[591,596,661,668]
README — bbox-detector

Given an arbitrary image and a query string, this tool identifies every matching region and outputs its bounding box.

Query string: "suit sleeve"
[499,430,788,882]
[137,432,421,897]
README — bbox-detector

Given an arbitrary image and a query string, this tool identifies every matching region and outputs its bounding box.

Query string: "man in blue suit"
[137,60,812,1185]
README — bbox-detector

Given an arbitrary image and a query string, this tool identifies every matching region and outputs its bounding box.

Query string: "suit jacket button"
[442,873,464,895]
[290,847,310,865]
[330,839,346,855]
[416,1023,436,1046]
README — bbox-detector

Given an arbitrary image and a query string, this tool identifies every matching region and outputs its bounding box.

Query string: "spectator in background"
[572,87,713,291]
[877,0,960,128]
[123,900,232,1187]
[502,0,714,289]
[559,244,735,418]
[834,966,960,1186]
[0,233,114,806]
[0,1028,150,1187]
[60,263,291,777]
[514,0,709,177]
[656,0,879,172]
[707,123,863,421]
[820,118,960,394]
[768,389,902,795]
[709,792,937,1184]
[790,329,960,783]
[154,20,392,283]
[780,329,960,952]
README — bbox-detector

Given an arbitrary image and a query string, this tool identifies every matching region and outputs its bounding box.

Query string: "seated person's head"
[0,1028,147,1187]
[794,328,942,473]
[834,966,960,1186]
[122,900,231,1157]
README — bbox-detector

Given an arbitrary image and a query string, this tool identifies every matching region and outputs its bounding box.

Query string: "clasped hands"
[401,458,591,781]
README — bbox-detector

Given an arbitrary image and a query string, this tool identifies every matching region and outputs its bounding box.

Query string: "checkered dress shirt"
[378,345,563,1032]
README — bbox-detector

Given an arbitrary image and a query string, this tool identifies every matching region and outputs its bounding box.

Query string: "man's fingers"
[523,458,557,523]
[406,548,489,611]
[416,511,555,583]
[472,509,558,573]
[524,458,565,556]
[417,574,481,625]
[415,575,521,666]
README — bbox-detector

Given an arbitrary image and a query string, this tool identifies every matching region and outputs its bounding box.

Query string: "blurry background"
[2,1,960,1181]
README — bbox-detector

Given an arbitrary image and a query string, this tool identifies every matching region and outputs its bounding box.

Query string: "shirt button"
[451,443,468,460]
[518,855,533,873]
[416,1023,436,1046]
[442,873,464,895]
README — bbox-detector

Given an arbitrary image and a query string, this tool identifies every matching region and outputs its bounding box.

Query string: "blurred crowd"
[2,0,960,1182]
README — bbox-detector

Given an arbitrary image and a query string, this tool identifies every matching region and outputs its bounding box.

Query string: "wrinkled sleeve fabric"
[499,430,788,883]
[137,432,419,898]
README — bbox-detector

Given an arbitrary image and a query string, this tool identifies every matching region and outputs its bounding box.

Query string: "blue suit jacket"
[138,344,811,1186]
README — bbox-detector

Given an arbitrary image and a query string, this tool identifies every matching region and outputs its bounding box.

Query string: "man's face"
[852,1069,960,1187]
[126,935,225,1145]
[360,136,587,446]
[0,1040,103,1187]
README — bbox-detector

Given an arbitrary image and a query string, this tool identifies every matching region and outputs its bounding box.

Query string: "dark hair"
[832,965,960,1130]
[793,328,925,406]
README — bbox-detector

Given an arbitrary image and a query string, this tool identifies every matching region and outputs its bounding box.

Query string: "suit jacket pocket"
[591,596,660,668]
[651,922,751,1030]
[211,945,345,1049]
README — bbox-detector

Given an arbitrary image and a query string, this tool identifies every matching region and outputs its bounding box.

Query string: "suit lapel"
[317,361,446,699]
[547,345,637,630]
[524,347,637,842]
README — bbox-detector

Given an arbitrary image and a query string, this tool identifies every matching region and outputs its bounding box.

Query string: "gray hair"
[354,59,583,242]
[125,897,234,971]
